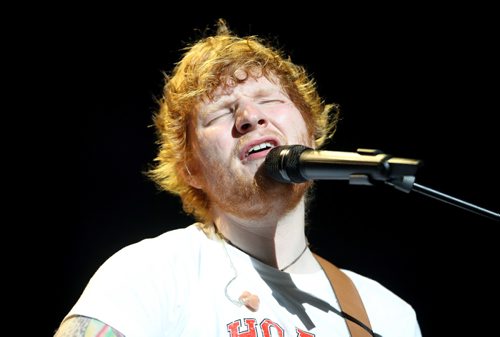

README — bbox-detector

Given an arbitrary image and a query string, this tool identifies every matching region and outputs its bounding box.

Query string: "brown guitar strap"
[314,254,374,337]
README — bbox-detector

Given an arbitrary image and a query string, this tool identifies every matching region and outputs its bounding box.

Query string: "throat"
[223,236,310,272]
[223,237,278,267]
[279,243,309,271]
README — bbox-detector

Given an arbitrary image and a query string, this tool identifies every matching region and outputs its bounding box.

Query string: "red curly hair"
[148,20,339,227]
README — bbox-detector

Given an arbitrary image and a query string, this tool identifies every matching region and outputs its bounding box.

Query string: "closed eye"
[259,99,285,104]
[205,108,234,125]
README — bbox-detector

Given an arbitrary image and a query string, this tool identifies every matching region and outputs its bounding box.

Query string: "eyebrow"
[252,87,277,98]
[203,97,236,115]
[202,86,282,116]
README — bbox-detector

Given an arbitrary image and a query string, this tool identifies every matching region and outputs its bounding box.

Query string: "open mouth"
[246,142,274,157]
[242,139,278,161]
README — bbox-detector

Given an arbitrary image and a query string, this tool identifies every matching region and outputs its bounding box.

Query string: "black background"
[51,7,498,337]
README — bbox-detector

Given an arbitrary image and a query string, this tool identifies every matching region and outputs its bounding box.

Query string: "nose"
[234,102,268,134]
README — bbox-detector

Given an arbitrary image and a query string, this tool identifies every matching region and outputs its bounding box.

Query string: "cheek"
[273,106,310,140]
[196,127,233,161]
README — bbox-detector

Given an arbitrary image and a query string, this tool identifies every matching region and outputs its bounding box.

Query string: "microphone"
[264,145,422,188]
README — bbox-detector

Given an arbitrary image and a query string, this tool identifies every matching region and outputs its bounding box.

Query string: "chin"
[206,160,310,220]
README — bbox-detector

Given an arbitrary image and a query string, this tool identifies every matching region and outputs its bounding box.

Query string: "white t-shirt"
[65,224,421,337]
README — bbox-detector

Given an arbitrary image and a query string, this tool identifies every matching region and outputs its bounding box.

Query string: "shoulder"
[64,224,210,337]
[342,269,421,336]
[103,223,206,268]
[124,223,205,253]
[82,223,210,296]
[342,269,415,313]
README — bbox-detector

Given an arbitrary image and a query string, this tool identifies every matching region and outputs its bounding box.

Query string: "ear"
[310,135,317,149]
[182,163,204,190]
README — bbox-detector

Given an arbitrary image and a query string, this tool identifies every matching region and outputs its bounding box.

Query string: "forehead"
[208,75,283,104]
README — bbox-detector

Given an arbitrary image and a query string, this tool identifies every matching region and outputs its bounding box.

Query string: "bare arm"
[54,315,125,337]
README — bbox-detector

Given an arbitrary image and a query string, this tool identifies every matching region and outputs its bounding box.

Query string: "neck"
[213,197,318,273]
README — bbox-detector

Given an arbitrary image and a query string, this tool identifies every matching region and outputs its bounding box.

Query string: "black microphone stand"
[345,148,500,222]
[385,176,500,222]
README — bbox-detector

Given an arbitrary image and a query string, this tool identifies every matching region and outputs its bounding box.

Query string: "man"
[56,20,421,337]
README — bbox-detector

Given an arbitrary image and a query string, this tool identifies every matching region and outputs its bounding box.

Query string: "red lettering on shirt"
[261,318,284,337]
[227,318,257,337]
[296,327,315,336]
[226,318,315,336]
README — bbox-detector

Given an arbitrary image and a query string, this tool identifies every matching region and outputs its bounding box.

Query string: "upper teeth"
[247,142,273,156]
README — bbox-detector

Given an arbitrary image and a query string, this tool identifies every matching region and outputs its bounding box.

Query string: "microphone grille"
[264,145,310,183]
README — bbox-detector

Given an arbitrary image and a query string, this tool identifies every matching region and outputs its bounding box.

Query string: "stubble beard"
[204,158,311,220]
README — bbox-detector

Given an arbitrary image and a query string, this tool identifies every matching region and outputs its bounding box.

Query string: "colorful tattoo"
[54,316,125,337]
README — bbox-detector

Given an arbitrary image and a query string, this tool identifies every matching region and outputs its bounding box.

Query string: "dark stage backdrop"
[53,10,498,337]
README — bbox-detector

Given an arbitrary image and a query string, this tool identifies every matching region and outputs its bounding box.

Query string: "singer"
[55,19,421,337]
